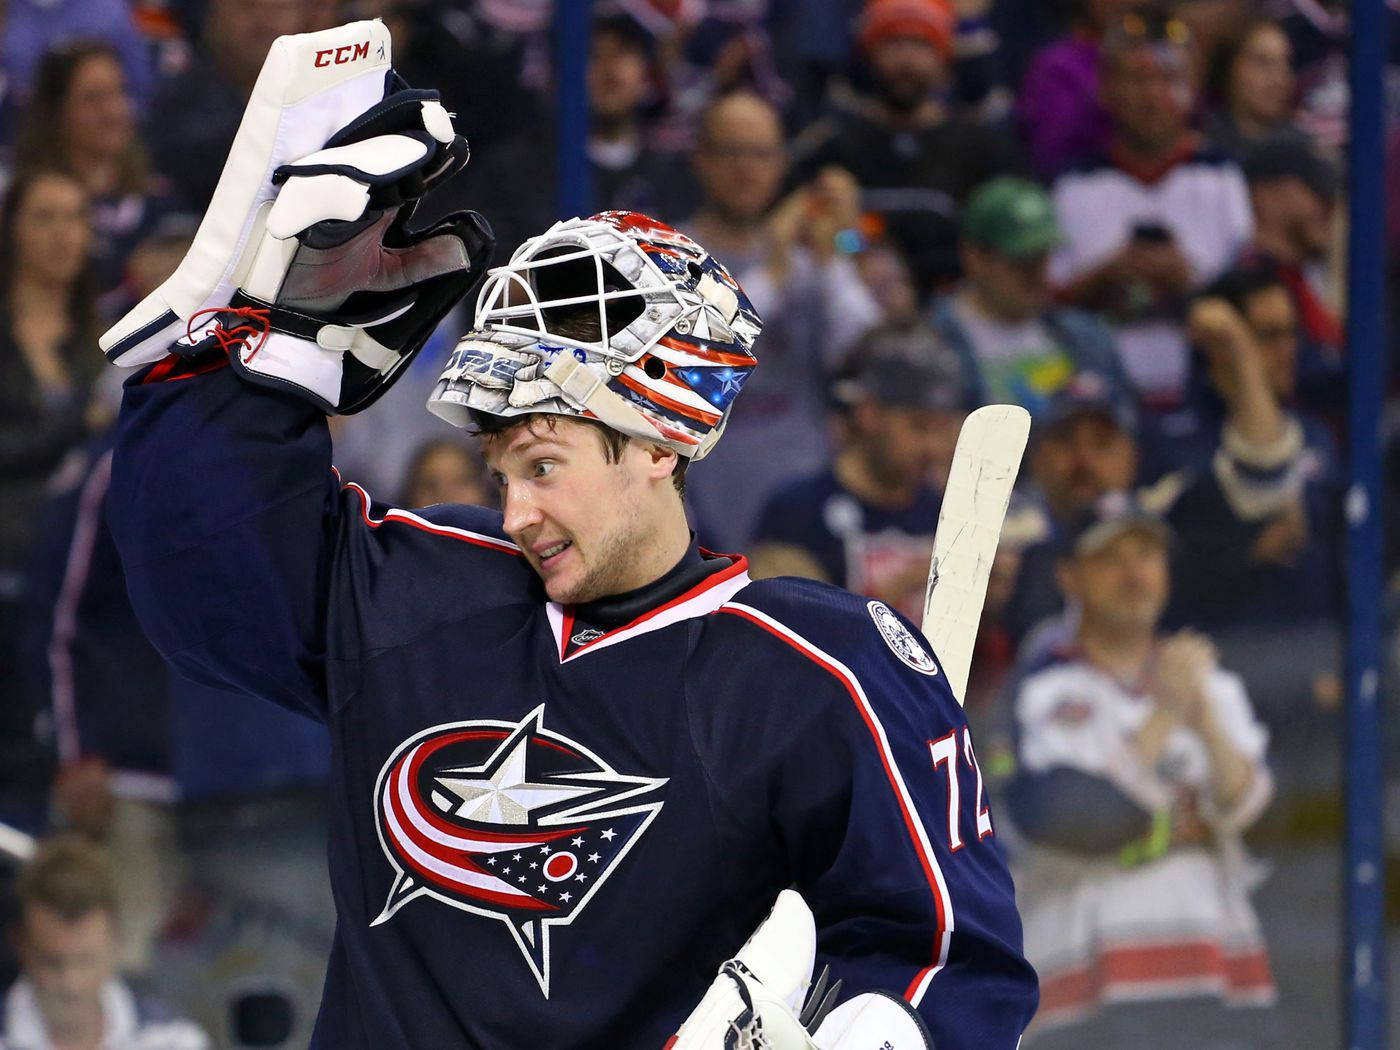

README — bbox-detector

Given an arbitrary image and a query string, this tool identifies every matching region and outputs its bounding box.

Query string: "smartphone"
[1130,221,1173,244]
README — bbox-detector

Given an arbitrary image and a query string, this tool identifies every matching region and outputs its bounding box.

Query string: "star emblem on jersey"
[371,706,667,996]
[867,600,940,676]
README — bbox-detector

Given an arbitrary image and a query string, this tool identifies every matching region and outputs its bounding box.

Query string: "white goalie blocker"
[101,20,397,367]
[100,20,489,415]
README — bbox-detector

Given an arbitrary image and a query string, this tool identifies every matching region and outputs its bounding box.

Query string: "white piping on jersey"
[546,569,752,663]
[718,600,955,1006]
[48,449,113,765]
[340,478,521,554]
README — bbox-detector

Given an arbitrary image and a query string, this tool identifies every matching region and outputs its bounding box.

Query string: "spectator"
[790,0,1020,295]
[1006,497,1274,1047]
[21,439,180,977]
[1142,264,1342,629]
[1270,0,1400,157]
[459,11,695,258]
[646,5,792,153]
[681,90,880,551]
[0,171,99,833]
[1202,17,1306,160]
[111,216,199,322]
[145,0,305,210]
[1015,0,1137,181]
[13,43,181,310]
[748,323,970,621]
[1051,10,1254,405]
[931,176,1128,418]
[1006,342,1304,647]
[856,241,921,325]
[3,836,208,1049]
[0,0,152,119]
[401,439,496,509]
[1241,134,1343,413]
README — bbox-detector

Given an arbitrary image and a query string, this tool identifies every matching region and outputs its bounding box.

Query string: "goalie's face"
[484,417,687,604]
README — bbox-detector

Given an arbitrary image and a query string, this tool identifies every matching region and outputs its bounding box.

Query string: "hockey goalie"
[100,20,1038,1050]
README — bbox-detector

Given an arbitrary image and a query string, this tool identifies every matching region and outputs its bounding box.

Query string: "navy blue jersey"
[108,355,1037,1049]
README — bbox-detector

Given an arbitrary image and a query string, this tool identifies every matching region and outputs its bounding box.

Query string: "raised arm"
[103,22,492,718]
[109,357,338,716]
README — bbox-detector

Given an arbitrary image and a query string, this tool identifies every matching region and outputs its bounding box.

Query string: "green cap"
[961,176,1060,259]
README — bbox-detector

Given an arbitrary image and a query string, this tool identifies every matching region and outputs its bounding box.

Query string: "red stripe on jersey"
[342,482,521,556]
[717,604,952,1001]
[561,555,749,661]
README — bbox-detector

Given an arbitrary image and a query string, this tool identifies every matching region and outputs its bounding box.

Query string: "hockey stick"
[921,405,1031,706]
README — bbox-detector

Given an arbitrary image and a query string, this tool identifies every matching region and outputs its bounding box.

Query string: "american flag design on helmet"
[428,211,762,461]
[371,706,666,996]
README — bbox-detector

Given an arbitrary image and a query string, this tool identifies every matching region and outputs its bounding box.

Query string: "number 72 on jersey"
[928,725,993,852]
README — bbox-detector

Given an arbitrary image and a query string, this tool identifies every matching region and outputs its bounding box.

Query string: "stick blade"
[922,405,1031,705]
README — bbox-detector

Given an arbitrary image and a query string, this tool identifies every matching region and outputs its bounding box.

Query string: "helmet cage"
[473,217,694,369]
[428,213,761,459]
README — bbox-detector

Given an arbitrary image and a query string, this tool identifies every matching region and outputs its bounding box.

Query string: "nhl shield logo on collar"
[371,706,666,996]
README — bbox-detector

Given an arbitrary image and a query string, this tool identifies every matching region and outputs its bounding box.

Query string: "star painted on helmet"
[718,369,746,395]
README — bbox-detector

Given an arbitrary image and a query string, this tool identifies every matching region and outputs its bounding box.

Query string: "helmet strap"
[543,354,670,449]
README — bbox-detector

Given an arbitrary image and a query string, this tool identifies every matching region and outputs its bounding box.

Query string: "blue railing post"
[1344,0,1390,1046]
[555,0,594,220]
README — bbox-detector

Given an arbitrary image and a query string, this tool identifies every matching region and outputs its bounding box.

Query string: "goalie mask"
[427,211,761,461]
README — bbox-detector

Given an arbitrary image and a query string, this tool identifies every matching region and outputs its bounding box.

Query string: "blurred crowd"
[0,0,1394,1046]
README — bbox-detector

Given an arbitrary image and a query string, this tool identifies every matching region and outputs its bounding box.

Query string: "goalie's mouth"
[535,540,573,567]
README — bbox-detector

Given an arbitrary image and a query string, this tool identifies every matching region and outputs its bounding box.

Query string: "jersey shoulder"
[338,480,521,558]
[713,576,962,720]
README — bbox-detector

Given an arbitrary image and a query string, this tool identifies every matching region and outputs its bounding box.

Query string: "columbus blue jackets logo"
[371,706,666,996]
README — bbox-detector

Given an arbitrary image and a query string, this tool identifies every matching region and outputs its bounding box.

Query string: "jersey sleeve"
[108,355,340,718]
[107,353,521,721]
[697,582,1038,1049]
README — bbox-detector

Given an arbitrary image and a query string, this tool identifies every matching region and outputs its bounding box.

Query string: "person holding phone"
[1048,10,1253,405]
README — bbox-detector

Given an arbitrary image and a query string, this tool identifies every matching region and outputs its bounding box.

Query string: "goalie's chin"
[533,546,594,605]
